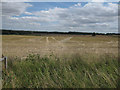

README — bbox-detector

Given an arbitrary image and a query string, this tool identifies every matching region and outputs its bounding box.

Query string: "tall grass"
[2,54,119,88]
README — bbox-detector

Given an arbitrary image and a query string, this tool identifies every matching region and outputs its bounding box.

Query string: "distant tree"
[92,32,96,36]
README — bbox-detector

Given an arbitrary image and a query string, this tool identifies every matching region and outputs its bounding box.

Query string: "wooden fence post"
[0,56,8,69]
[4,57,7,69]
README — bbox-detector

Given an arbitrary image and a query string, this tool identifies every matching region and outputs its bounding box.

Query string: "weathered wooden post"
[4,57,7,69]
[0,55,7,69]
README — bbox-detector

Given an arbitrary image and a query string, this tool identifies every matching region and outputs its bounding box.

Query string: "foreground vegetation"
[2,54,119,88]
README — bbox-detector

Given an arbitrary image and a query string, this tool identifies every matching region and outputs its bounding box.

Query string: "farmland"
[2,35,119,88]
[2,35,118,59]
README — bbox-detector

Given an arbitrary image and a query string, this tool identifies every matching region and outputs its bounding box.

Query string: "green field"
[2,35,119,88]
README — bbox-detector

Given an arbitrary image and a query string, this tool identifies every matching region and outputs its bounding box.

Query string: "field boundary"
[0,57,7,69]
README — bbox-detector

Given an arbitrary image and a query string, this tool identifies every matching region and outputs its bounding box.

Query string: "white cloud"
[2,2,118,33]
[1,0,119,2]
[2,0,30,2]
[24,12,33,15]
[2,2,32,16]
[92,0,106,2]
[74,3,82,7]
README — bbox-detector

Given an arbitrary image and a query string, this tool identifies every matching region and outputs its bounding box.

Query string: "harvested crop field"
[2,35,118,59]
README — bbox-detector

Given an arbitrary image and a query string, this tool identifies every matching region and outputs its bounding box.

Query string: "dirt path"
[51,37,58,42]
[28,37,44,42]
[46,37,49,43]
[59,37,72,43]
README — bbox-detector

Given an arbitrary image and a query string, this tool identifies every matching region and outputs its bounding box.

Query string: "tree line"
[1,29,120,36]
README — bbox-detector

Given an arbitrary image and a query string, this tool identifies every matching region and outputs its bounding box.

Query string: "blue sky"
[27,2,80,11]
[2,2,118,33]
[19,2,88,17]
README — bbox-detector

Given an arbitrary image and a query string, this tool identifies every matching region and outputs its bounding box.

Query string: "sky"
[1,2,119,33]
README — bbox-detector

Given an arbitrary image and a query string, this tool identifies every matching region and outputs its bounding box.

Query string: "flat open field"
[2,35,118,59]
[2,35,119,88]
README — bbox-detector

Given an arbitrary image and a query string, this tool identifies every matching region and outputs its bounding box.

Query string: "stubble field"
[2,35,118,59]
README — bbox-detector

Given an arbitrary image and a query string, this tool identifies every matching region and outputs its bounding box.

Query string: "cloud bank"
[2,2,118,33]
[1,0,119,2]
